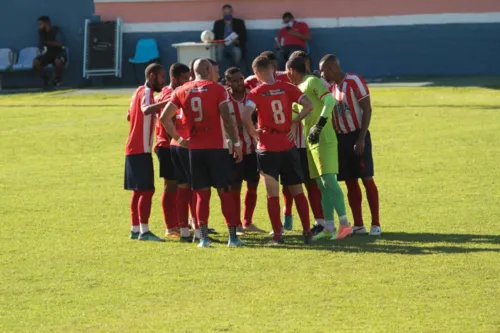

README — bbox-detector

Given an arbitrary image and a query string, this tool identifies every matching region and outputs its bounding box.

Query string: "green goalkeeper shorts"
[307,144,339,179]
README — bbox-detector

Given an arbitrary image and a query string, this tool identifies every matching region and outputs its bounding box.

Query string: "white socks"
[140,223,149,234]
[180,228,190,238]
[131,225,140,233]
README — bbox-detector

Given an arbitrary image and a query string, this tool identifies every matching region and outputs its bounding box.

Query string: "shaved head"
[319,54,342,83]
[193,58,212,80]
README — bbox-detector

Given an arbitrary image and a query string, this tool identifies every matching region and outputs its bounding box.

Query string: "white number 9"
[191,97,203,122]
[271,100,285,124]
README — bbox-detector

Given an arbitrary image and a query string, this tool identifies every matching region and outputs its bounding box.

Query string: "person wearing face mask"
[276,12,311,69]
[213,4,247,69]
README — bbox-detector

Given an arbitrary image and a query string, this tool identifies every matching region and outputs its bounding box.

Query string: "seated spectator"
[276,12,310,69]
[213,4,246,68]
[34,16,66,87]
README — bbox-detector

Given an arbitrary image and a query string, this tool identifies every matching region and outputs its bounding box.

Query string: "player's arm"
[292,95,313,125]
[242,100,260,141]
[354,96,372,155]
[141,100,169,116]
[220,100,243,162]
[160,103,188,147]
[307,80,337,144]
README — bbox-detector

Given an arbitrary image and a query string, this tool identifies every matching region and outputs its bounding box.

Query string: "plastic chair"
[12,47,39,71]
[129,39,159,64]
[0,48,13,71]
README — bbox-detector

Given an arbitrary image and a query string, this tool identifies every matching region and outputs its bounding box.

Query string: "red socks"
[294,192,311,233]
[195,190,211,226]
[267,196,282,240]
[305,182,324,220]
[346,179,380,227]
[189,190,199,228]
[219,190,239,227]
[345,179,363,226]
[176,187,191,228]
[130,191,141,226]
[282,186,293,216]
[161,191,178,230]
[243,186,257,227]
[231,189,242,226]
[363,179,380,226]
[136,190,154,224]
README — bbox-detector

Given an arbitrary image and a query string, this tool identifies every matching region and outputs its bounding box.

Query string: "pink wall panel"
[95,0,500,22]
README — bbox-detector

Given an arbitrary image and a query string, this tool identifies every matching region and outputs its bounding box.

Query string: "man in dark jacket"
[212,4,246,67]
[33,16,66,87]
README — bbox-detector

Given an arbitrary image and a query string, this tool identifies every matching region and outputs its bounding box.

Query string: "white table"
[171,42,222,65]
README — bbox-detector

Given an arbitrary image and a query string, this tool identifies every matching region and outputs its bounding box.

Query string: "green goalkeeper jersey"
[295,75,337,148]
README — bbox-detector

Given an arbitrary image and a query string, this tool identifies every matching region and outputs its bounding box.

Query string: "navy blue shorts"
[337,130,374,181]
[298,148,311,183]
[232,153,260,184]
[155,147,175,180]
[124,153,155,191]
[170,146,191,185]
[257,147,304,186]
[190,149,233,190]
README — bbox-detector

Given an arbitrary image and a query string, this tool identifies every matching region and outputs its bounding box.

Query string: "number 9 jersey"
[170,80,229,149]
[246,81,305,152]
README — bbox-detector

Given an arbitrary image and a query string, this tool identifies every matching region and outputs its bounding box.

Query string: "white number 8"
[271,100,285,124]
[191,97,203,122]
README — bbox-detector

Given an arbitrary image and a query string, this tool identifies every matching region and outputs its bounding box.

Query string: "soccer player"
[125,63,168,242]
[155,63,191,239]
[320,54,381,236]
[287,56,353,240]
[208,59,220,82]
[160,59,245,248]
[244,51,288,90]
[242,56,314,245]
[224,67,266,233]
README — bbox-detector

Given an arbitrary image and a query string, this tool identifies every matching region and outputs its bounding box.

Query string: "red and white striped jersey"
[226,93,255,155]
[331,73,370,134]
[125,85,155,155]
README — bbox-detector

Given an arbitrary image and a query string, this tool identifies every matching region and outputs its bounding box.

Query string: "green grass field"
[1,86,499,332]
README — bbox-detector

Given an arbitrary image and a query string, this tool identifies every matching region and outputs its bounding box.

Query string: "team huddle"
[124,50,381,247]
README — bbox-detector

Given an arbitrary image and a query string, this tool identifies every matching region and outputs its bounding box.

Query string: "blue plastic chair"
[129,39,159,64]
[12,47,39,71]
[129,39,159,83]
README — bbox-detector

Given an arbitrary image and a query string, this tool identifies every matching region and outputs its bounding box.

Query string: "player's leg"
[171,146,193,240]
[345,179,365,234]
[209,149,244,247]
[299,147,324,232]
[282,148,312,244]
[282,186,294,231]
[33,54,50,86]
[155,147,179,239]
[230,154,245,235]
[241,153,265,233]
[129,191,140,239]
[189,149,212,247]
[257,151,284,244]
[359,131,380,236]
[53,51,65,86]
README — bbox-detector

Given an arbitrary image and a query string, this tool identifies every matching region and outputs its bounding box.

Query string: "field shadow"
[237,232,500,255]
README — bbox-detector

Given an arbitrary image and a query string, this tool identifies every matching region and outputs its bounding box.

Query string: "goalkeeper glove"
[308,116,328,145]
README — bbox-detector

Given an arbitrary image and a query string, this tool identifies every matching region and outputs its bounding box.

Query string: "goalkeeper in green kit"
[286,56,352,240]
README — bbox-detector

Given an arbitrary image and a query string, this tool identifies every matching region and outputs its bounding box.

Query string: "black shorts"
[124,153,154,191]
[170,146,191,185]
[232,153,260,184]
[297,148,311,183]
[36,50,66,67]
[337,130,374,181]
[257,147,304,186]
[190,149,234,190]
[154,146,175,180]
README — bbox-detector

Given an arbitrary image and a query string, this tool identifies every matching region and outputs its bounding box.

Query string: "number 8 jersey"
[246,81,305,152]
[170,80,229,150]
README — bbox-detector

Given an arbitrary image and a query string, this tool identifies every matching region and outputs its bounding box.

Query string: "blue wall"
[0,0,94,88]
[122,23,500,86]
[1,0,499,89]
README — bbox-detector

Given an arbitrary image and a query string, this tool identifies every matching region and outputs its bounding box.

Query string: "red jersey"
[277,21,310,49]
[125,85,155,155]
[331,73,370,134]
[155,86,172,149]
[244,71,289,90]
[170,80,229,150]
[227,93,255,155]
[246,81,305,152]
